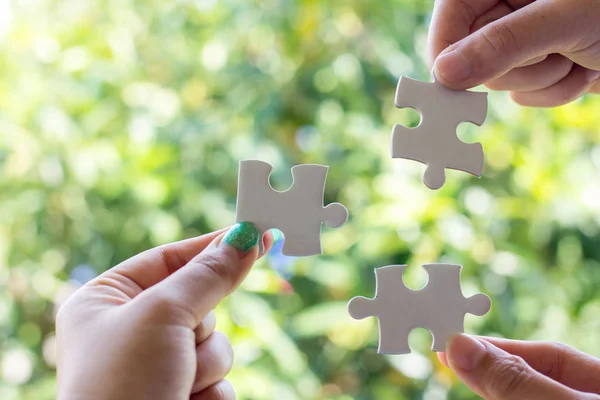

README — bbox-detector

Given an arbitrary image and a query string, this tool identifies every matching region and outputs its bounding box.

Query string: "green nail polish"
[223,222,260,252]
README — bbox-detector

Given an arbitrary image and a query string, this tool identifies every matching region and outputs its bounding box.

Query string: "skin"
[429,1,600,395]
[428,0,600,106]
[438,334,600,399]
[54,4,600,396]
[56,227,274,400]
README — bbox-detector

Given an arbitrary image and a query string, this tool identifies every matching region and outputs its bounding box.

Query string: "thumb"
[433,0,586,89]
[446,334,584,400]
[136,222,261,327]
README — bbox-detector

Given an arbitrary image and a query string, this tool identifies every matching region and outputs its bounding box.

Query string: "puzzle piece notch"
[391,76,488,190]
[236,160,348,256]
[348,264,491,354]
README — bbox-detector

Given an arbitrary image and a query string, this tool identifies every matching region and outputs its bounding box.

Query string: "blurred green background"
[2,0,600,398]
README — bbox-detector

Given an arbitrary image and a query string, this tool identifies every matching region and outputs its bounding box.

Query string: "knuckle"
[458,0,477,23]
[193,252,237,291]
[546,340,571,355]
[480,23,519,56]
[542,341,570,380]
[145,292,178,314]
[484,354,532,397]
[144,292,198,326]
[156,243,186,273]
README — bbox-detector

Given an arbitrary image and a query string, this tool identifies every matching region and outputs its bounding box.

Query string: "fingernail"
[222,222,260,253]
[448,334,487,372]
[435,50,472,83]
[270,229,283,245]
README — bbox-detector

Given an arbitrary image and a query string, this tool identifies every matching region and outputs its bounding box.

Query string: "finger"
[517,55,547,68]
[437,351,449,367]
[470,3,548,68]
[192,332,234,394]
[259,229,275,258]
[427,0,500,67]
[486,54,573,91]
[504,0,534,10]
[91,228,228,298]
[446,334,585,400]
[590,79,600,94]
[479,337,600,394]
[195,310,217,344]
[510,66,600,107]
[135,221,262,327]
[93,224,274,300]
[190,380,236,400]
[470,2,512,33]
[434,0,585,89]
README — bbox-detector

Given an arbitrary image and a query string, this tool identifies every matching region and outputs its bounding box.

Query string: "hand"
[438,334,600,399]
[56,222,274,400]
[427,0,600,107]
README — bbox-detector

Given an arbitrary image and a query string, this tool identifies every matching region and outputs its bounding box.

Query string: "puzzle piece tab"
[348,264,491,354]
[236,160,348,256]
[392,76,488,190]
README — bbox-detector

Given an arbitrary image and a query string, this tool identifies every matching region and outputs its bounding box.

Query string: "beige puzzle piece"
[236,160,348,256]
[348,264,491,354]
[392,76,488,189]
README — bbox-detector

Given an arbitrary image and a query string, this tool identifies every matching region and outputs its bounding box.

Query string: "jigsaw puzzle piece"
[347,264,491,354]
[236,160,278,247]
[279,201,346,256]
[426,291,489,351]
[392,76,488,190]
[348,297,411,354]
[348,265,413,354]
[421,264,491,351]
[323,202,348,228]
[392,126,484,189]
[279,164,347,256]
[287,165,348,230]
[347,265,407,319]
[348,266,403,315]
[422,264,491,317]
[372,265,414,354]
[394,77,488,129]
[236,160,348,256]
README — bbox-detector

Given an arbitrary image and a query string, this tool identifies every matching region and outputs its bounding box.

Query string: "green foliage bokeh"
[1,0,600,398]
